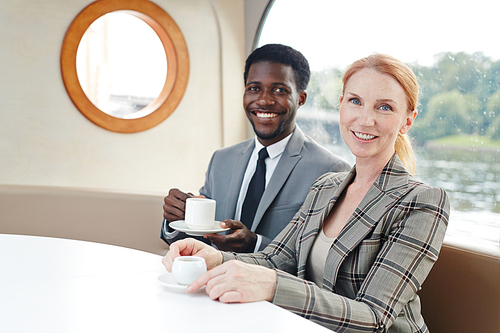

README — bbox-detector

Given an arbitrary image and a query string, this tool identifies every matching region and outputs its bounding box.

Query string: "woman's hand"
[188,260,277,303]
[162,238,223,272]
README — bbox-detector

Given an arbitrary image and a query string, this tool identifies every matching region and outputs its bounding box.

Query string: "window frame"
[60,0,189,133]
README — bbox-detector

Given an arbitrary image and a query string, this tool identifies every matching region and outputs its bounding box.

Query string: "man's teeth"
[256,112,278,118]
[354,132,376,140]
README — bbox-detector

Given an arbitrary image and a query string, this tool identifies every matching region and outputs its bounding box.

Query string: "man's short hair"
[244,44,310,91]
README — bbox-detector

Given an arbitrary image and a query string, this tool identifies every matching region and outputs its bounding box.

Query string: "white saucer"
[157,273,205,293]
[169,220,229,236]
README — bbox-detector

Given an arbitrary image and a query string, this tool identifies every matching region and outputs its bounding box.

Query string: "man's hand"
[204,220,257,253]
[163,188,199,221]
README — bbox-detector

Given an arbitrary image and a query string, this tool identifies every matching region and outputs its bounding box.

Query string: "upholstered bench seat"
[0,185,169,255]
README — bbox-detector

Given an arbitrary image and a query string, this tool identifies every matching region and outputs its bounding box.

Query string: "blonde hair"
[342,54,419,175]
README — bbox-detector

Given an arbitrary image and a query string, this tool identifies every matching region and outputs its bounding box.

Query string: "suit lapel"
[322,184,398,290]
[296,170,353,277]
[299,154,412,290]
[224,140,254,220]
[326,155,412,289]
[250,128,305,231]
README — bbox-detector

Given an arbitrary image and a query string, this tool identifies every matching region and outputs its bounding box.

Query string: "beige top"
[306,228,336,288]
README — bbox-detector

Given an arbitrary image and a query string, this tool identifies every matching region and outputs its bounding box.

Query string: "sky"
[258,0,500,71]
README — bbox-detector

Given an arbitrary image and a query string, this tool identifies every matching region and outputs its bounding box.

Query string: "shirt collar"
[253,132,293,159]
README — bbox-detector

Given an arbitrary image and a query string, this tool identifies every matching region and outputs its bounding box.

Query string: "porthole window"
[76,12,167,119]
[258,0,500,246]
[61,0,189,133]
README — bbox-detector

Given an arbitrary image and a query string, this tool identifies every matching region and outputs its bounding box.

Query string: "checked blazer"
[222,154,450,332]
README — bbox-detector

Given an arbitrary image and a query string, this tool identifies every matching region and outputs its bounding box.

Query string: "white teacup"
[172,256,207,286]
[185,198,216,230]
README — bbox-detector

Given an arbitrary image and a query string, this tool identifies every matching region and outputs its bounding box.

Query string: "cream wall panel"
[0,0,246,195]
[210,0,247,147]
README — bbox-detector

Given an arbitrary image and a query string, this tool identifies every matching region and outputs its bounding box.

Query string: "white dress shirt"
[235,133,292,252]
[162,133,293,253]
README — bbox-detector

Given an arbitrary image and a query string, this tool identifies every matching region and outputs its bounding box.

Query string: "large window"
[258,0,500,246]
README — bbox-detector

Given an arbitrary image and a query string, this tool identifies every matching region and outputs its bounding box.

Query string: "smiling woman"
[61,0,189,133]
[339,67,416,173]
[258,0,500,246]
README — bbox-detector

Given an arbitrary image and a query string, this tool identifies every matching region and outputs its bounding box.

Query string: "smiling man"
[244,60,303,145]
[161,44,350,252]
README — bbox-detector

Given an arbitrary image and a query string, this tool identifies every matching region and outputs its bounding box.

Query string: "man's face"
[243,61,307,146]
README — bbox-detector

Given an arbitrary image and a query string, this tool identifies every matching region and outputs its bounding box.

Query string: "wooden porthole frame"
[61,0,189,133]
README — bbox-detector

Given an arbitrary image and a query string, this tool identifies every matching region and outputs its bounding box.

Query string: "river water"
[320,141,500,246]
[417,147,500,245]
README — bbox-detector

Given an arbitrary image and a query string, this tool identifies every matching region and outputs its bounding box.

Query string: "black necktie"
[241,148,269,230]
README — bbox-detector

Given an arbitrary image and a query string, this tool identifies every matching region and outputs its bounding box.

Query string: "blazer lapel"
[296,170,353,278]
[250,128,305,231]
[224,140,254,220]
[322,155,413,290]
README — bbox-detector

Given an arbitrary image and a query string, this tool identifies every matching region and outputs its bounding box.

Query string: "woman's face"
[339,68,417,164]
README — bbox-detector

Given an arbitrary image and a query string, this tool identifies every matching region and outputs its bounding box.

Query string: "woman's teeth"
[354,132,376,140]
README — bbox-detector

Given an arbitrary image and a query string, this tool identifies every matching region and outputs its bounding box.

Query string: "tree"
[486,89,500,139]
[307,67,342,110]
[487,116,500,140]
[414,90,469,141]
[412,52,500,143]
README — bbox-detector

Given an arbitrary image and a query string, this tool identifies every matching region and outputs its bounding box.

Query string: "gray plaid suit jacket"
[222,154,450,332]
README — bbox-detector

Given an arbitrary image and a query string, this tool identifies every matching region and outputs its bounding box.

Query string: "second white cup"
[172,256,207,286]
[185,198,216,230]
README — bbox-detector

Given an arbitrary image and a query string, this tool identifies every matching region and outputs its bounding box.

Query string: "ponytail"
[395,133,416,175]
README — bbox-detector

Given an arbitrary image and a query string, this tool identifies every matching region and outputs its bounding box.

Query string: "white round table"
[0,234,331,332]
